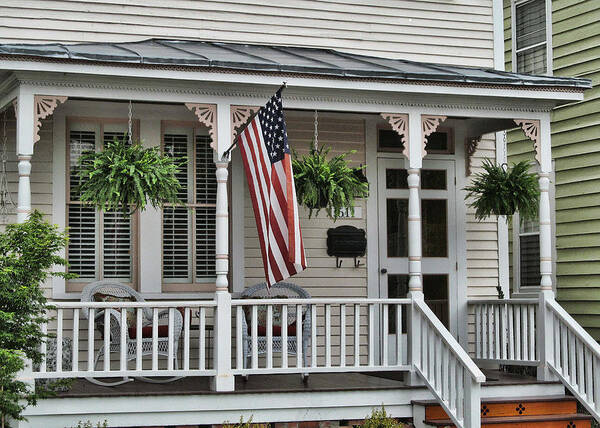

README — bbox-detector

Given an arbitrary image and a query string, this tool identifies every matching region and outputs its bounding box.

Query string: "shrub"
[0,211,73,427]
[361,407,405,428]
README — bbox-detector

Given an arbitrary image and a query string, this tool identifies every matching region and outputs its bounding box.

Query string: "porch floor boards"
[55,372,411,398]
[53,369,554,399]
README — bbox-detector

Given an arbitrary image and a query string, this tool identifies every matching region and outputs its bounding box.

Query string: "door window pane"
[422,199,447,257]
[378,128,405,152]
[421,170,447,190]
[386,169,408,189]
[387,199,408,257]
[387,274,449,331]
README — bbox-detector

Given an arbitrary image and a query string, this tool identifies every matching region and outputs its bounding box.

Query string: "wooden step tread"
[424,413,592,426]
[412,395,573,406]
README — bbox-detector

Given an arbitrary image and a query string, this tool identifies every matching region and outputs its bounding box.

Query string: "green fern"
[464,159,539,222]
[77,139,183,214]
[292,143,369,221]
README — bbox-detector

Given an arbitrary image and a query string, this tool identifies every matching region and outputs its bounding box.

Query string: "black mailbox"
[327,225,367,268]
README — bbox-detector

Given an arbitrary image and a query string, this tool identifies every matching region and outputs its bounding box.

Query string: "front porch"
[0,39,593,428]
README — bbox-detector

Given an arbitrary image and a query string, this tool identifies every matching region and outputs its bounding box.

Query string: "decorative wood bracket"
[11,99,17,120]
[465,136,482,176]
[34,95,67,143]
[380,113,409,157]
[231,105,260,142]
[421,115,447,159]
[514,119,541,164]
[185,103,217,150]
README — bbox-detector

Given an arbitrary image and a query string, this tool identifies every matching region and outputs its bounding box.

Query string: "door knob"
[380,268,388,274]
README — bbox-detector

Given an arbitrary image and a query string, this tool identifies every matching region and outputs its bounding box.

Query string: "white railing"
[469,299,539,365]
[33,301,217,379]
[412,298,485,428]
[231,298,412,375]
[545,297,600,422]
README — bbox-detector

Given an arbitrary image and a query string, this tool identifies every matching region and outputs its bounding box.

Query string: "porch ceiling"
[0,38,591,91]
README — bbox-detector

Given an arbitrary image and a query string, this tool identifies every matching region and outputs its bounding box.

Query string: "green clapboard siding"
[505,0,600,338]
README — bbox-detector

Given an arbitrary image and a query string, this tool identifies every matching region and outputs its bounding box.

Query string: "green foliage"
[223,416,267,428]
[292,144,369,220]
[464,159,539,222]
[77,139,183,214]
[67,420,108,428]
[361,407,405,428]
[0,211,73,427]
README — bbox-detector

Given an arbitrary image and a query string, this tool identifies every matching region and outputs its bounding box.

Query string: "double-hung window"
[161,123,217,292]
[513,0,550,74]
[66,119,138,292]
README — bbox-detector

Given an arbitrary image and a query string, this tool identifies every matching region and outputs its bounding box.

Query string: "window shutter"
[195,135,216,280]
[515,0,547,74]
[103,209,133,281]
[67,205,97,279]
[519,219,541,287]
[163,133,192,281]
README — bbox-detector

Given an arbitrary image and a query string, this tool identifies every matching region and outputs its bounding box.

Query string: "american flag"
[238,89,307,286]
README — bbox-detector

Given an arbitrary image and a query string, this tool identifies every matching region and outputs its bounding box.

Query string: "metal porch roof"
[0,39,591,90]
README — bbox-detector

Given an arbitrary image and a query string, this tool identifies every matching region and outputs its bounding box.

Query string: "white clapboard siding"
[0,0,493,67]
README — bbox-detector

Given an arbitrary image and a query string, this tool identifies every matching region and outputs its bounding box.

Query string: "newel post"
[463,373,482,428]
[516,117,556,381]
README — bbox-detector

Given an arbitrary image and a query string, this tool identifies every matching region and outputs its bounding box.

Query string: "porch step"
[424,413,592,427]
[413,396,594,427]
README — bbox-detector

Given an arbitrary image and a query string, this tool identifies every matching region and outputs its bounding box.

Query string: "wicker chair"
[81,280,183,386]
[240,282,311,379]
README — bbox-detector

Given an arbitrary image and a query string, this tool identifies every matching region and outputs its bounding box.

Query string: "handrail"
[52,301,218,308]
[468,298,538,305]
[231,298,412,305]
[415,299,486,383]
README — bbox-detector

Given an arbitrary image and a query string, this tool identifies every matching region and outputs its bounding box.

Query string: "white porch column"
[210,102,234,392]
[15,90,34,223]
[515,116,556,381]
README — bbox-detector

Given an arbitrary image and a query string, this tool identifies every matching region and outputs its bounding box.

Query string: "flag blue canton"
[258,89,289,164]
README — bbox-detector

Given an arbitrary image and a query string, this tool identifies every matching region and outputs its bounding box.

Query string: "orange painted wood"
[424,399,578,419]
[425,414,592,427]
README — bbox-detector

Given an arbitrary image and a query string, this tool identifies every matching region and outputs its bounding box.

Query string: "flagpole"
[221,82,287,160]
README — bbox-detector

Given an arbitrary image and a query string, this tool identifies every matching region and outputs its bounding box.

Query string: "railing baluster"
[487,304,493,359]
[120,309,127,371]
[368,304,375,367]
[152,308,158,371]
[569,331,576,384]
[340,304,346,368]
[252,305,258,369]
[382,304,388,367]
[136,308,142,371]
[494,305,500,360]
[500,303,507,360]
[199,307,206,371]
[508,304,514,360]
[521,305,528,361]
[184,307,190,371]
[515,305,521,361]
[577,338,585,394]
[296,304,303,368]
[553,313,561,372]
[325,304,331,367]
[594,356,600,413]
[266,305,273,369]
[397,304,402,366]
[88,308,95,372]
[585,348,593,401]
[103,308,110,372]
[281,304,288,368]
[475,304,481,359]
[56,309,63,373]
[236,306,243,370]
[354,304,360,367]
[72,308,79,373]
[167,308,174,371]
[529,304,535,361]
[311,304,317,368]
[40,321,48,373]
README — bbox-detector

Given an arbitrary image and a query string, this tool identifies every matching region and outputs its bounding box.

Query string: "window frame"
[65,117,140,292]
[160,120,218,293]
[511,0,553,76]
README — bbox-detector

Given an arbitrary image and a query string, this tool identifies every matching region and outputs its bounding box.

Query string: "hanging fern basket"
[464,159,540,221]
[292,144,369,221]
[77,138,183,214]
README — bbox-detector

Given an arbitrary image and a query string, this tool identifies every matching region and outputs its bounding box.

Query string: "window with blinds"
[519,219,541,287]
[67,121,137,291]
[514,0,548,74]
[162,125,217,289]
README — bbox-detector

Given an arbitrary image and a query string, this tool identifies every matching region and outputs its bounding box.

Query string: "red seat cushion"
[256,321,297,337]
[128,325,170,339]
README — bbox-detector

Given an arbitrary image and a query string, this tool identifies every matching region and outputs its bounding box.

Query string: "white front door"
[377,158,458,357]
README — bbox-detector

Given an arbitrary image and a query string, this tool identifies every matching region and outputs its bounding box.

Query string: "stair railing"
[411,297,486,428]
